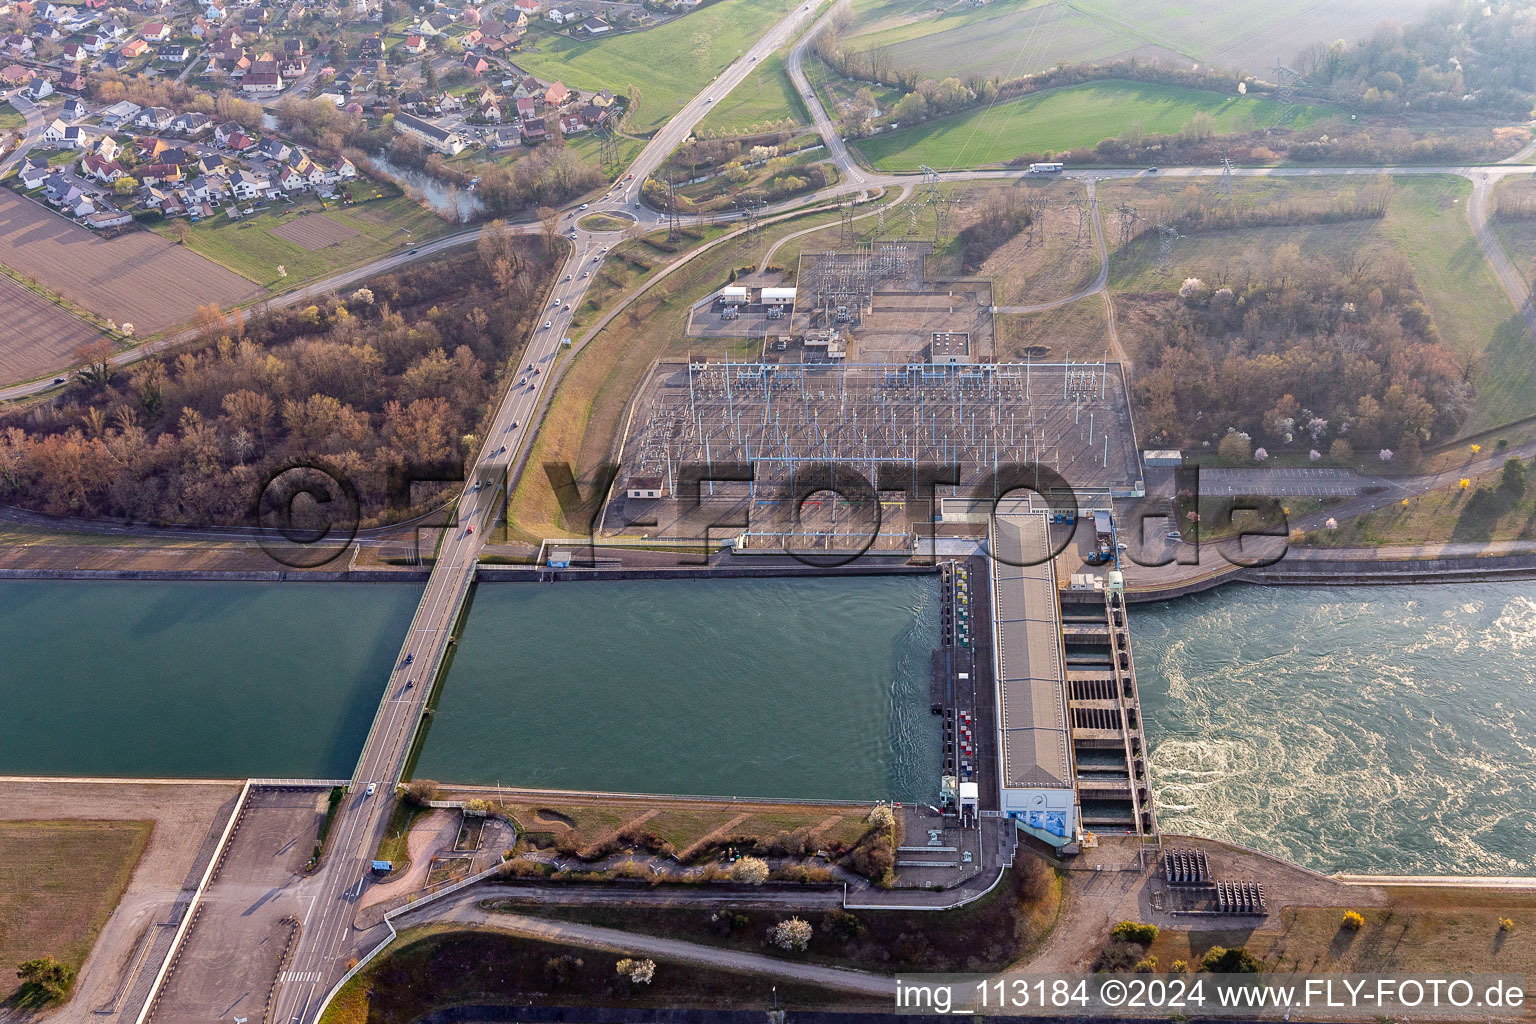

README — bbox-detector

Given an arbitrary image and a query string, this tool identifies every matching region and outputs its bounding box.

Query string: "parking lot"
[1200,467,1382,497]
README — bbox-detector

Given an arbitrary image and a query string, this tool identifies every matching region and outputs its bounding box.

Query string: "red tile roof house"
[544,80,568,105]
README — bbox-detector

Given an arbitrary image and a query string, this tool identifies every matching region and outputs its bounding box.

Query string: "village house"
[545,80,569,105]
[392,110,465,154]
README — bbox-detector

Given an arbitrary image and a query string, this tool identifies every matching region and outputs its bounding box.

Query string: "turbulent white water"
[1133,583,1536,875]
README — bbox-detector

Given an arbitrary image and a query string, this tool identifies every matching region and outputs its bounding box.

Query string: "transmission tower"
[1270,64,1303,124]
[876,203,886,238]
[906,199,920,236]
[1156,220,1179,275]
[1217,154,1234,199]
[1025,193,1046,247]
[1115,202,1139,248]
[918,164,942,206]
[597,123,620,177]
[666,175,682,241]
[1068,190,1089,246]
[839,193,856,247]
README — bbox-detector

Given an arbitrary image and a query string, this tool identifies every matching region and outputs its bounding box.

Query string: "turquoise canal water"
[414,576,943,802]
[2,576,1532,873]
[1132,583,1536,876]
[0,580,421,779]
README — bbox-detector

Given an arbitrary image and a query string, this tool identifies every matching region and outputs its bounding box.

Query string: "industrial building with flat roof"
[989,505,1076,847]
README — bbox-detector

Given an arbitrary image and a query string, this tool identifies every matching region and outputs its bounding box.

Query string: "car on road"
[366,783,377,796]
[511,420,518,429]
[563,274,571,281]
[581,271,589,278]
[52,377,64,385]
[579,203,589,210]
[1167,531,1182,540]
[1146,167,1158,173]
[404,653,414,665]
[498,445,507,454]
[544,321,552,328]
[409,248,420,254]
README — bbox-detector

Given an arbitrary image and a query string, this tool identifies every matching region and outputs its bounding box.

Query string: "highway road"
[256,3,826,1020]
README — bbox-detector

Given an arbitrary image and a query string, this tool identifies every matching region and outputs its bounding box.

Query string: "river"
[1133,582,1536,875]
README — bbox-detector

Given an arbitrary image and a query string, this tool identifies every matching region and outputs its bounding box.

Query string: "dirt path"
[359,808,457,911]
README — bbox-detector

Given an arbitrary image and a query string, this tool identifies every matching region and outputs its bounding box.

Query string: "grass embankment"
[1102,174,1527,434]
[0,820,153,1005]
[490,797,874,861]
[577,213,630,232]
[320,926,865,1023]
[1149,888,1536,975]
[696,51,810,135]
[515,0,793,136]
[1303,459,1534,548]
[518,857,1061,973]
[503,201,861,543]
[155,190,448,289]
[854,80,1334,171]
[0,102,26,130]
[996,301,1110,360]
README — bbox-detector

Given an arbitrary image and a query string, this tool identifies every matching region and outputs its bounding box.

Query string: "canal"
[414,575,943,802]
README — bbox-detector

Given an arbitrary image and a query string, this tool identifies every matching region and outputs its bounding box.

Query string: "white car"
[366,783,377,796]
[544,320,552,328]
[579,202,589,210]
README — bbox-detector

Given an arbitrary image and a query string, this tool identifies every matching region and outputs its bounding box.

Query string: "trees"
[731,856,770,884]
[1217,430,1251,463]
[1198,946,1260,973]
[615,957,655,984]
[74,339,116,393]
[537,206,560,250]
[16,956,75,1001]
[768,917,813,952]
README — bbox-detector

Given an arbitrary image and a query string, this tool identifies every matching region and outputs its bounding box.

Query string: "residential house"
[402,33,425,53]
[0,64,33,86]
[41,117,70,144]
[275,163,305,190]
[591,88,615,107]
[25,76,53,99]
[4,34,34,56]
[545,80,568,105]
[138,161,183,185]
[171,111,213,136]
[578,14,610,33]
[98,50,127,69]
[579,102,607,126]
[490,124,520,149]
[256,136,290,162]
[511,0,541,15]
[558,113,585,135]
[119,37,149,57]
[240,70,284,93]
[230,167,270,199]
[94,134,120,161]
[98,100,141,125]
[60,41,85,62]
[511,74,540,99]
[58,69,86,92]
[461,26,482,45]
[462,51,487,75]
[81,152,125,181]
[135,105,174,130]
[85,208,133,229]
[392,111,465,154]
[520,116,546,143]
[156,43,190,62]
[514,95,537,120]
[139,20,170,39]
[17,158,49,189]
[546,7,572,23]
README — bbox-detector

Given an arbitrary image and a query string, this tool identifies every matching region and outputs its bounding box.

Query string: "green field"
[514,0,797,136]
[696,51,809,134]
[0,102,26,130]
[155,191,449,289]
[839,0,1434,84]
[853,79,1334,170]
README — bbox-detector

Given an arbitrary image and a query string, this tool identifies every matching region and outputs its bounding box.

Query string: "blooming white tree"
[121,322,135,337]
[1179,277,1205,301]
[1254,447,1269,461]
[1309,449,1322,461]
[769,917,814,952]
[351,287,375,305]
[616,958,656,984]
[1325,517,1339,530]
[1379,449,1394,461]
[732,856,770,885]
[867,804,895,831]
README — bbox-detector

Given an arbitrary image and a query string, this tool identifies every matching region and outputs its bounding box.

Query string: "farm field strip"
[0,272,100,384]
[0,190,261,336]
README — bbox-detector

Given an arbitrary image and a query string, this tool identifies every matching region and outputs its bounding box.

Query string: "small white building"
[719,285,747,304]
[760,286,795,306]
[625,476,664,499]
